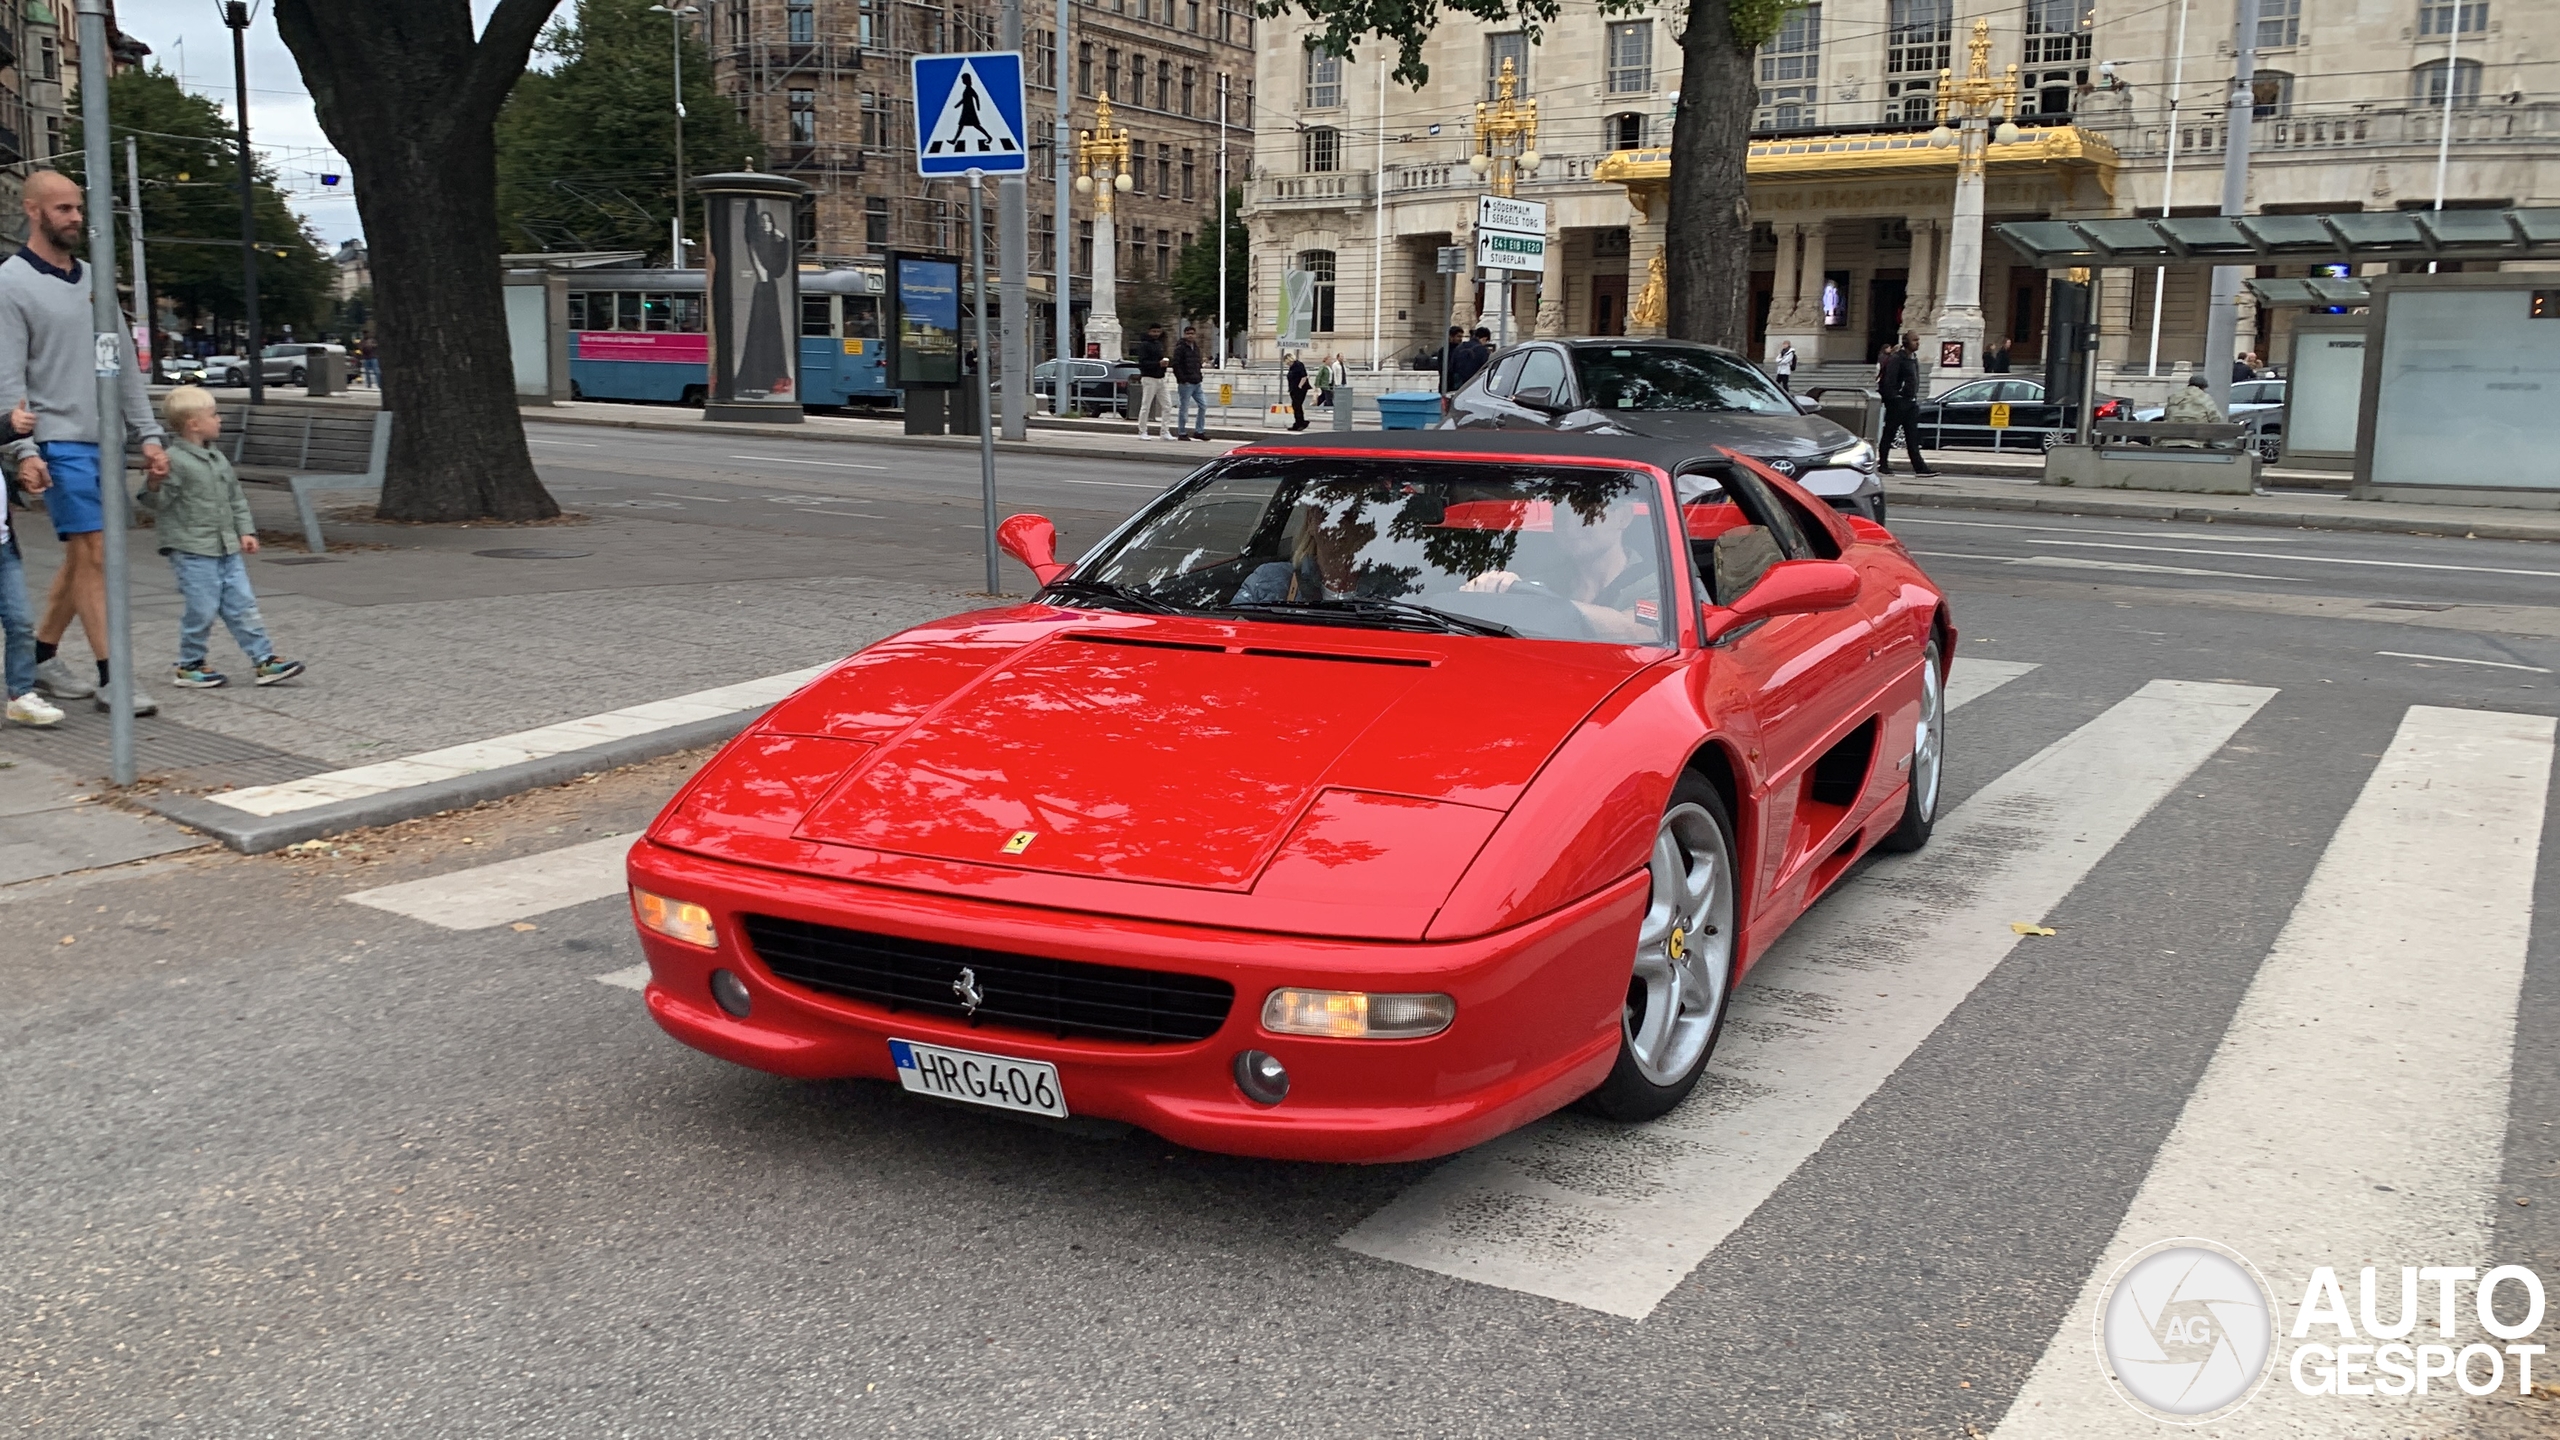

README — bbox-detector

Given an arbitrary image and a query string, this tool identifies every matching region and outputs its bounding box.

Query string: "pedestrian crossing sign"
[912,51,1029,178]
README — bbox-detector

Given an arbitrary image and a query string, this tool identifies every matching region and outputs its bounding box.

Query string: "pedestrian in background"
[144,386,302,689]
[1132,323,1171,439]
[1286,352,1311,431]
[359,334,379,388]
[1,401,57,726]
[0,170,168,715]
[1772,339,1797,391]
[1171,324,1207,440]
[1315,354,1339,410]
[1983,336,2013,373]
[2232,352,2258,383]
[1876,331,1934,477]
[2160,373,2225,449]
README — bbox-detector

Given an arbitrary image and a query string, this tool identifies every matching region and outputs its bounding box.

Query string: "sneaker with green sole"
[253,657,306,686]
[172,663,227,689]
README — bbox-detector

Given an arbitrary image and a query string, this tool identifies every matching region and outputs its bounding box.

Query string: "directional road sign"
[1474,195,1549,275]
[913,51,1028,177]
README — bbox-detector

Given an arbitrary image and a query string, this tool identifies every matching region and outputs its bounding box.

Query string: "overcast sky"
[115,0,516,248]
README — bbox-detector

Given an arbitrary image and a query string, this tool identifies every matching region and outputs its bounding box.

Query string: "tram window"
[643,294,674,332]
[616,292,642,331]
[845,295,882,338]
[802,294,834,337]
[672,295,704,333]
[567,293,588,330]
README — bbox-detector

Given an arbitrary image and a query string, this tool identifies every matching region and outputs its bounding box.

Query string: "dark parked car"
[1912,376,2127,450]
[1444,338,1885,520]
[1031,358,1138,416]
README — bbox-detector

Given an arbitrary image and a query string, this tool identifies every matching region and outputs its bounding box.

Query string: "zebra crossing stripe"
[1338,678,2278,1319]
[1944,656,2039,711]
[344,832,642,931]
[1993,705,2555,1438]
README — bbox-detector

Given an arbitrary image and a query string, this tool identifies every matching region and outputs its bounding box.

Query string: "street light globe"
[1518,150,1541,170]
[1114,173,1133,192]
[1995,119,2023,144]
[1927,124,1955,147]
[1075,174,1093,194]
[1468,153,1490,173]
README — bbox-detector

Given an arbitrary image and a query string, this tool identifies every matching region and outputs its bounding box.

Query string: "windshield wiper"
[1220,596,1518,638]
[1038,576,1192,615]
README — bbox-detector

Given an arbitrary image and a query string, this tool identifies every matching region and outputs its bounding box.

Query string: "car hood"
[658,610,1658,897]
[1574,408,1854,458]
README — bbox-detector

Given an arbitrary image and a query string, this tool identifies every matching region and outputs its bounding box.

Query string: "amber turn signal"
[632,888,717,948]
[1261,989,1455,1039]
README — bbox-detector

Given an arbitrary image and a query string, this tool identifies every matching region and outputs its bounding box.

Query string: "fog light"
[632,888,716,948]
[1262,989,1455,1039]
[709,968,753,1018]
[1233,1049,1290,1106]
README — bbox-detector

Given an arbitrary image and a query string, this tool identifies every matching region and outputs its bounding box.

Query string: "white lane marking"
[653,491,732,502]
[1897,517,2312,544]
[527,439,601,447]
[1995,706,2554,1438]
[1057,478,1167,489]
[1943,657,2040,712]
[346,832,643,931]
[728,453,892,470]
[595,964,651,991]
[2375,649,2551,673]
[1340,679,2278,1318]
[1912,550,2302,583]
[208,664,831,816]
[2020,537,2560,580]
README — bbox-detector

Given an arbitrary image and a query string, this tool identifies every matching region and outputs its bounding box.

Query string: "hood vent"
[1240,646,1432,668]
[1061,631,1435,668]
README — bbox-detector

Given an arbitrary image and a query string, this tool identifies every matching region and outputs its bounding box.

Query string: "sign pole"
[969,169,999,594]
[76,0,133,784]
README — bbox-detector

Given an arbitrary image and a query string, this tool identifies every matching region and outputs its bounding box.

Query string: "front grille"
[741,915,1236,1045]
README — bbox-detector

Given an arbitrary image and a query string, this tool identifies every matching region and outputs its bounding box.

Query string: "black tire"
[570,380,585,400]
[289,367,306,386]
[225,368,245,387]
[1878,634,1946,853]
[1580,774,1740,1122]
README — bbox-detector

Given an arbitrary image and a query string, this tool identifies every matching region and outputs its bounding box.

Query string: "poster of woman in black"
[724,198,797,400]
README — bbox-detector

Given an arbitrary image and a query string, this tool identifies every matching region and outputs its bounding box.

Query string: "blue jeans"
[1176,382,1207,435]
[0,534,34,697]
[168,551,274,667]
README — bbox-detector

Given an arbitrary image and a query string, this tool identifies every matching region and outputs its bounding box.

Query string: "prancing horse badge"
[1003,831,1037,855]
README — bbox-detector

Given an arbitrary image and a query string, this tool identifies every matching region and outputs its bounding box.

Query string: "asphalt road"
[6,443,2558,1438]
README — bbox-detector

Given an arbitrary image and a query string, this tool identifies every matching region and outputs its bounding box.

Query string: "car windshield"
[1573,347,1794,415]
[1071,455,1676,645]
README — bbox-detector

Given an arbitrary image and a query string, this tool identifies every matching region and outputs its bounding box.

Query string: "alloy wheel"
[1910,641,1945,824]
[1625,802,1736,1085]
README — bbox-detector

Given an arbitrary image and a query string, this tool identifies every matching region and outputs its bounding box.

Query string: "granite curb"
[1886,483,2560,542]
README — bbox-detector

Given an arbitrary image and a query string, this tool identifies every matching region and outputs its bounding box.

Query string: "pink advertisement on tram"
[574,331,709,364]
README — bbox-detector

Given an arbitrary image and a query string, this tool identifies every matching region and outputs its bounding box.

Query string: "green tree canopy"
[496,0,764,260]
[64,66,335,335]
[1170,190,1248,344]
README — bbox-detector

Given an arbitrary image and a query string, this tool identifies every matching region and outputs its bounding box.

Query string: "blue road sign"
[912,51,1029,178]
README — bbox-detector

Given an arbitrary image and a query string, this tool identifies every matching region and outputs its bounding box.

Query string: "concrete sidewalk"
[1883,466,2560,542]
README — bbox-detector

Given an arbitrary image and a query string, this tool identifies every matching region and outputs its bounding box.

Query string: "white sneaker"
[93,684,158,717]
[34,654,94,699]
[5,691,62,727]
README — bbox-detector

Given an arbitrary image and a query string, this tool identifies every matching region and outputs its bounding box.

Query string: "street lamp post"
[649,4,701,267]
[1466,58,1539,345]
[1925,19,2020,383]
[223,0,260,405]
[1073,93,1132,368]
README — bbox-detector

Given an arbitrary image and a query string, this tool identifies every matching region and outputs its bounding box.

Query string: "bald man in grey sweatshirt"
[0,170,166,710]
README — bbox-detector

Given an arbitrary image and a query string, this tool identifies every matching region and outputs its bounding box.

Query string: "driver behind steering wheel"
[1457,500,1659,642]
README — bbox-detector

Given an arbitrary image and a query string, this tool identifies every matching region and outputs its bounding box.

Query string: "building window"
[1297,249,1337,333]
[796,205,818,255]
[1157,146,1172,193]
[1158,60,1172,110]
[2411,57,2482,106]
[2257,0,2300,48]
[860,91,884,146]
[866,196,889,247]
[1157,236,1171,279]
[38,36,57,80]
[1039,214,1056,273]
[1756,5,1819,127]
[729,0,748,44]
[1079,42,1093,95]
[1033,29,1056,83]
[1886,0,1951,122]
[2023,0,2091,64]
[1186,0,1199,30]
[788,89,817,147]
[2251,70,2293,118]
[858,0,880,48]
[1606,112,1645,150]
[1304,46,1341,109]
[2417,0,2487,35]
[1301,125,1340,172]
[1106,48,1121,100]
[1181,66,1196,115]
[1606,22,1651,94]
[1486,33,1530,99]
[1077,219,1093,275]
[1181,147,1195,198]
[787,0,815,44]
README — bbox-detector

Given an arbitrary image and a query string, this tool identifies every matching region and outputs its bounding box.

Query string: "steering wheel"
[1422,585,1599,640]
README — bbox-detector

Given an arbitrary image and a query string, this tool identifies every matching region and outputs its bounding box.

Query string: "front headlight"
[632,888,717,948]
[1826,439,1877,471]
[1263,989,1456,1039]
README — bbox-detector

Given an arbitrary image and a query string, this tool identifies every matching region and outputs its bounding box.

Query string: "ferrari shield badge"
[1003,830,1037,855]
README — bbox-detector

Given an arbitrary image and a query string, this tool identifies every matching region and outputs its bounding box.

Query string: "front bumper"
[1794,464,1885,519]
[625,838,1640,1164]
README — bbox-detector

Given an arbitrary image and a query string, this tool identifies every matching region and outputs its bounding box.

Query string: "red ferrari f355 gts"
[626,432,1951,1162]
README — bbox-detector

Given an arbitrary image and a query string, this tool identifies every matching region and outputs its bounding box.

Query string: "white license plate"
[889,1038,1068,1118]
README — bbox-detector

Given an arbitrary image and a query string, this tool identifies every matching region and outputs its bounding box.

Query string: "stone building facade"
[0,0,73,242]
[704,0,1254,352]
[1243,0,2559,393]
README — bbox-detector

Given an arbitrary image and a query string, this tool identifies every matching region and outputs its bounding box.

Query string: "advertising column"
[696,171,812,423]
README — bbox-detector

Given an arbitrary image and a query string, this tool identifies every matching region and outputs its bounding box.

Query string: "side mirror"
[1512,386,1565,414]
[1700,559,1862,643]
[997,513,1072,586]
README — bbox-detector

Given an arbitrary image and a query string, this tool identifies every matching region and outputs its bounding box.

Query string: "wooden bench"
[212,404,393,553]
[2092,419,2250,450]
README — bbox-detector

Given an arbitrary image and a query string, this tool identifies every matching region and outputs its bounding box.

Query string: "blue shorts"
[38,442,103,539]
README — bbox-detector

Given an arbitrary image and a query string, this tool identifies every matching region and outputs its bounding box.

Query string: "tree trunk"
[1666,0,1758,351]
[273,0,562,523]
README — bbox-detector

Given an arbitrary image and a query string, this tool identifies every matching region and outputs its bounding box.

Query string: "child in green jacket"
[144,386,304,688]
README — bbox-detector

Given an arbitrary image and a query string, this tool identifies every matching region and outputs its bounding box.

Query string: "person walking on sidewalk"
[1132,323,1172,439]
[1171,324,1208,440]
[359,333,379,388]
[1771,340,1797,392]
[0,170,168,715]
[1875,331,1934,477]
[1285,353,1311,431]
[144,386,303,690]
[0,408,58,727]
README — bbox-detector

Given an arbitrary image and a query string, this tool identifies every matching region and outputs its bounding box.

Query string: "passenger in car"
[1457,501,1661,643]
[1231,502,1378,603]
